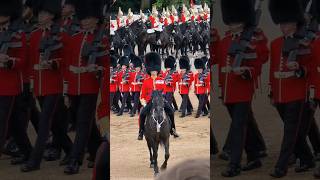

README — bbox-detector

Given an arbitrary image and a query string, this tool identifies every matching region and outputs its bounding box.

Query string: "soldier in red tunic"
[138,52,179,140]
[0,0,31,161]
[62,0,107,174]
[194,58,210,118]
[268,0,315,177]
[116,56,131,116]
[178,56,194,118]
[129,55,144,117]
[162,56,179,110]
[110,55,118,108]
[21,0,74,172]
[218,0,269,177]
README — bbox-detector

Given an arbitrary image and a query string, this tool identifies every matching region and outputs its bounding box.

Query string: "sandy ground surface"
[211,1,320,179]
[0,129,92,180]
[110,90,210,180]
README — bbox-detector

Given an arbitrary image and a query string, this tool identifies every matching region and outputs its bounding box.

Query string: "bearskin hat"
[64,0,77,6]
[144,52,161,74]
[0,0,23,21]
[221,0,255,26]
[201,56,209,68]
[119,56,130,66]
[131,55,143,68]
[164,56,176,69]
[111,55,117,68]
[194,58,205,69]
[269,0,304,25]
[24,0,34,8]
[76,0,104,20]
[34,0,62,19]
[179,56,190,70]
[123,44,133,57]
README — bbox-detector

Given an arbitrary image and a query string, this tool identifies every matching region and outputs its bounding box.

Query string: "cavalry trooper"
[178,56,194,118]
[138,52,179,140]
[170,5,178,25]
[63,0,107,174]
[139,10,147,23]
[110,55,118,109]
[202,3,210,22]
[162,56,179,110]
[163,9,171,27]
[217,0,269,177]
[129,55,144,117]
[179,5,187,24]
[117,56,131,116]
[194,58,210,118]
[0,0,31,162]
[21,0,73,172]
[268,0,315,177]
[126,8,134,26]
[116,7,125,29]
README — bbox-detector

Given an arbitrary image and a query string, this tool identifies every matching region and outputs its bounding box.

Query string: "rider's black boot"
[171,128,179,138]
[138,130,144,140]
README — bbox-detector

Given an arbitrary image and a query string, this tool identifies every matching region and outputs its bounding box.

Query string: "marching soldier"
[110,55,118,108]
[129,55,144,117]
[178,56,194,118]
[21,0,73,172]
[194,58,210,118]
[117,56,131,116]
[138,52,179,140]
[162,56,179,110]
[269,0,315,177]
[217,0,269,177]
[0,0,31,162]
[63,0,107,174]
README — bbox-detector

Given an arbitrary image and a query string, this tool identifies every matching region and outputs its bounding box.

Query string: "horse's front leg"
[153,143,159,176]
[161,139,170,170]
[147,140,154,168]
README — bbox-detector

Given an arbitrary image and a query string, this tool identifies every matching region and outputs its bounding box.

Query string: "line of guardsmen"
[112,3,210,32]
[211,0,320,178]
[110,46,211,139]
[0,0,110,177]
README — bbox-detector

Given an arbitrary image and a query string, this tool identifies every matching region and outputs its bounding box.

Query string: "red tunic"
[194,72,210,94]
[129,71,144,92]
[29,28,65,96]
[140,76,165,103]
[180,13,186,23]
[161,70,179,93]
[64,31,108,95]
[0,32,27,96]
[269,37,312,103]
[216,32,269,104]
[110,68,118,93]
[170,15,175,24]
[117,69,131,92]
[178,71,194,94]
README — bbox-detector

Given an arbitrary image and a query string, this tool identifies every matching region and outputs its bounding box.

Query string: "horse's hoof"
[150,163,154,168]
[154,172,159,177]
[160,165,167,170]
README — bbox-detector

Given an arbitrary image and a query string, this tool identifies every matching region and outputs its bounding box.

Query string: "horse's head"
[151,91,165,121]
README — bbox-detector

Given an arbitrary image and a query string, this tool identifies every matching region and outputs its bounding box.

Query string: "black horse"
[144,91,170,176]
[129,20,148,56]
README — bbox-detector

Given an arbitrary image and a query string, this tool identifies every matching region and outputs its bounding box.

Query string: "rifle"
[229,0,263,71]
[164,70,175,85]
[122,69,130,84]
[135,72,144,84]
[38,24,63,63]
[283,0,318,63]
[81,28,108,77]
[181,70,191,86]
[110,68,117,83]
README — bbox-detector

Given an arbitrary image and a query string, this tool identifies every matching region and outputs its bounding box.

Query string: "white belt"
[179,82,189,85]
[221,66,232,73]
[195,84,204,87]
[69,65,103,74]
[274,71,295,79]
[33,64,50,70]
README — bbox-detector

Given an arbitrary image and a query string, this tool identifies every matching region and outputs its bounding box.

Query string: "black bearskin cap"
[76,0,104,20]
[194,58,205,69]
[119,56,129,66]
[111,55,117,68]
[221,0,256,26]
[179,56,190,70]
[0,0,23,21]
[164,56,176,69]
[144,52,161,74]
[269,0,305,25]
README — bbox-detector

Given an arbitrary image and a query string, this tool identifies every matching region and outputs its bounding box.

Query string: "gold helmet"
[152,5,158,16]
[127,8,133,18]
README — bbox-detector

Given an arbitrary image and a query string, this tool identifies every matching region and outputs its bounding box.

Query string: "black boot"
[11,155,28,165]
[138,130,144,140]
[295,161,315,173]
[221,165,241,177]
[59,155,70,166]
[242,159,262,171]
[314,167,320,178]
[270,168,287,178]
[171,128,179,138]
[21,161,40,172]
[64,159,80,175]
